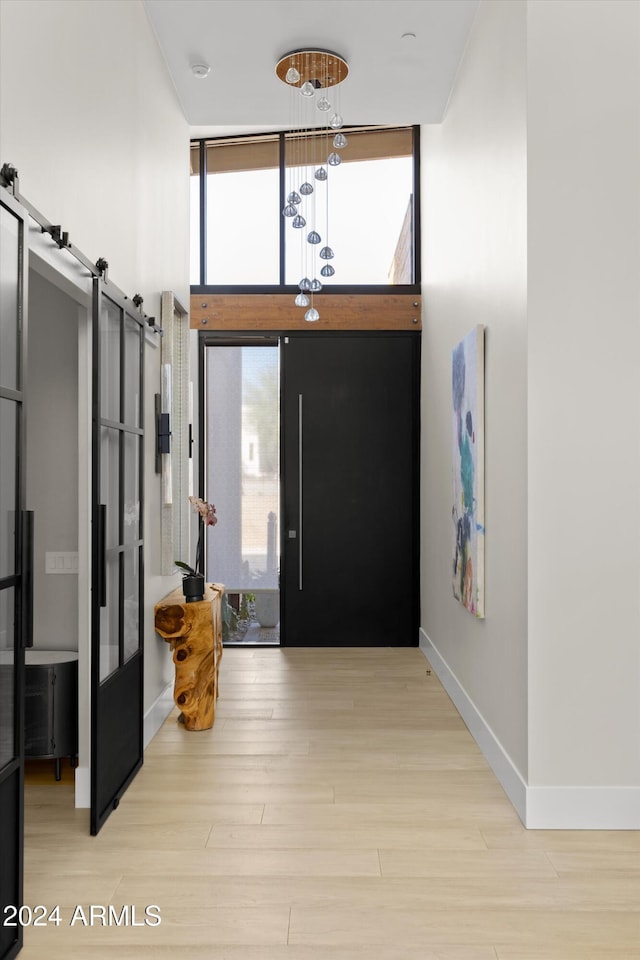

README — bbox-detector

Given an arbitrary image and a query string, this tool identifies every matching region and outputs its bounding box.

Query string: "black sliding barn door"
[0,192,30,960]
[91,278,144,835]
[281,334,419,647]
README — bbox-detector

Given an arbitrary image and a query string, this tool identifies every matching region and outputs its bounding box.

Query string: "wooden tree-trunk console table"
[154,583,224,731]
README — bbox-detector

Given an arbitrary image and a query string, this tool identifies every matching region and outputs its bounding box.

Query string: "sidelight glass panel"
[100,298,121,423]
[100,426,120,549]
[0,400,17,579]
[123,432,140,544]
[123,547,140,662]
[0,206,19,391]
[205,345,279,591]
[123,315,141,427]
[99,553,120,681]
[0,587,15,767]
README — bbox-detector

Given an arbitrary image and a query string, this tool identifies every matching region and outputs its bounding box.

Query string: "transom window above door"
[190,126,418,289]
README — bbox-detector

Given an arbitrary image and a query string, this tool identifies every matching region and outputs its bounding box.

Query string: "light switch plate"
[45,552,79,574]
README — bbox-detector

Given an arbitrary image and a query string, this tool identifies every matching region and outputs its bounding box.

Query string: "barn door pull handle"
[298,393,303,591]
[21,510,34,649]
[98,504,107,608]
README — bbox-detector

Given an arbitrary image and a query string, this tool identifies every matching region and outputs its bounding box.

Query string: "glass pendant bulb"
[319,246,334,259]
[299,277,311,291]
[295,292,310,307]
[310,278,323,292]
[329,113,344,129]
[315,166,328,181]
[300,81,315,97]
[333,133,347,148]
[299,181,313,196]
[307,230,321,244]
[317,96,331,112]
[292,215,306,228]
[287,191,301,205]
[286,66,300,84]
[320,263,335,277]
[304,307,320,322]
[283,203,297,218]
[328,152,342,166]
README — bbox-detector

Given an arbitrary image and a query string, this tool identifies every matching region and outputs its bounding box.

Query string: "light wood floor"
[22,647,640,959]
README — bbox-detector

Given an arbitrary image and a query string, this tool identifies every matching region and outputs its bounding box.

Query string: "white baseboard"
[143,682,175,749]
[419,629,528,824]
[419,629,640,830]
[526,786,640,829]
[74,765,90,809]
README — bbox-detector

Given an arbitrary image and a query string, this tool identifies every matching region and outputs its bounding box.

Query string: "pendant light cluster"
[276,49,349,322]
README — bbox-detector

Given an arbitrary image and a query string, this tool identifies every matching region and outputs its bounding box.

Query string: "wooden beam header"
[190,293,422,332]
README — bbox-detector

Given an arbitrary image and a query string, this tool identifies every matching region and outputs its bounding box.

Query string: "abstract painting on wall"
[452,324,485,618]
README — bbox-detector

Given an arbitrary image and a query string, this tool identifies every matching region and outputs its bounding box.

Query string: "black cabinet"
[24,650,78,780]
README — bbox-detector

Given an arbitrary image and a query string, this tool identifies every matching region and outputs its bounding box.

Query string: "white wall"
[420,0,529,781]
[527,0,640,799]
[421,0,640,827]
[0,0,190,722]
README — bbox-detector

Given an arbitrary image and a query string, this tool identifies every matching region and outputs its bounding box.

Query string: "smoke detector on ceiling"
[191,63,211,79]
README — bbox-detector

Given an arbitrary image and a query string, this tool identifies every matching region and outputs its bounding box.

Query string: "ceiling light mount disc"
[275,48,349,89]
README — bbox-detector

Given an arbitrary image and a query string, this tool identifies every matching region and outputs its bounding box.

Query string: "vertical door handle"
[298,393,303,591]
[21,510,34,649]
[98,504,107,608]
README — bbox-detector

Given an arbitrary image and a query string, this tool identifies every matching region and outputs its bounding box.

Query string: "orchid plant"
[175,496,217,577]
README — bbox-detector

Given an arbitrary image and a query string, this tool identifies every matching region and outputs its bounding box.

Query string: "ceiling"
[143,0,479,136]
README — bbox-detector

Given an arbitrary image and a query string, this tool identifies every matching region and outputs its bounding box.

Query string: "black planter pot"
[182,574,205,603]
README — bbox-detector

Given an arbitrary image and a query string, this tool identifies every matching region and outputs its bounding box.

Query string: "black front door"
[281,333,419,646]
[90,278,144,835]
[0,192,30,959]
